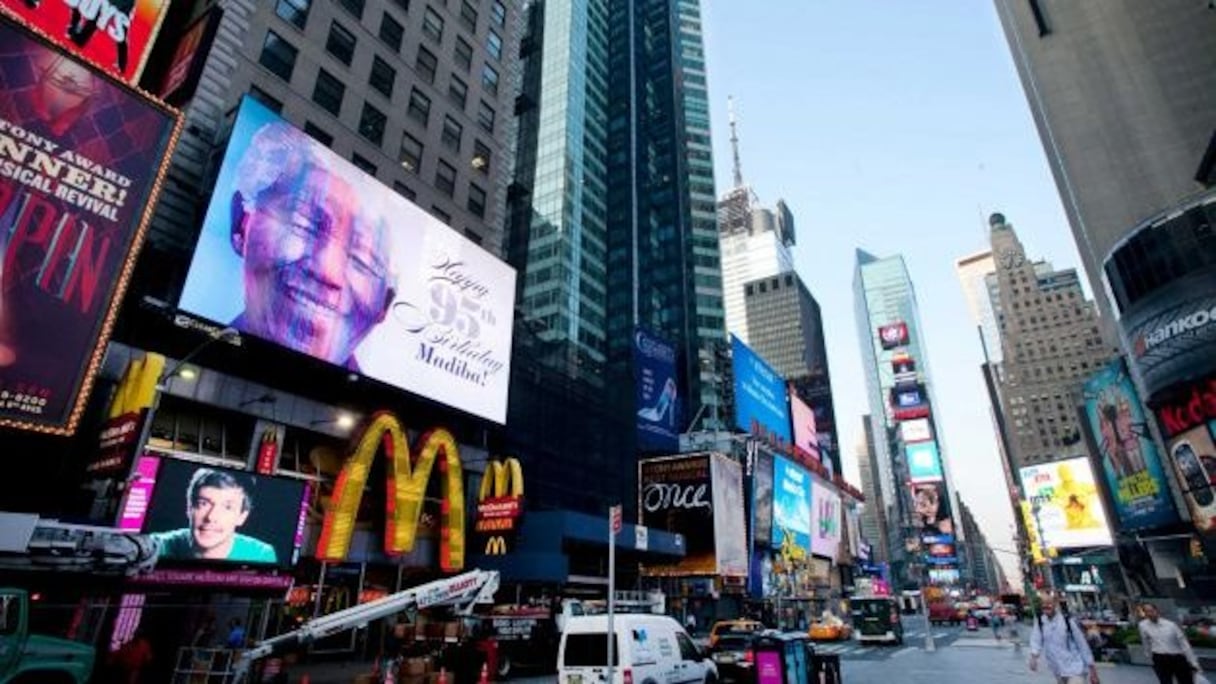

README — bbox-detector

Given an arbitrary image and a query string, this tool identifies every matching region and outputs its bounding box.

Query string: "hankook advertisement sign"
[1080,359,1178,531]
[0,0,170,83]
[0,18,180,434]
[179,98,516,424]
[1119,268,1216,399]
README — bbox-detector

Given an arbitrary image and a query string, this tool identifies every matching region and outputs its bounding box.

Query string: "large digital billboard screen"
[711,454,748,577]
[790,392,819,461]
[731,334,791,443]
[179,98,516,424]
[890,383,929,421]
[906,441,944,482]
[910,481,954,536]
[0,0,169,83]
[634,327,679,452]
[1020,457,1114,549]
[639,454,716,575]
[877,321,909,350]
[810,478,840,560]
[771,455,811,554]
[1081,359,1178,530]
[0,18,179,434]
[137,456,310,567]
[1153,376,1216,534]
[752,451,773,548]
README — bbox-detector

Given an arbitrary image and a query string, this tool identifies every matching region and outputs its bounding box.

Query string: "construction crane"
[228,568,501,683]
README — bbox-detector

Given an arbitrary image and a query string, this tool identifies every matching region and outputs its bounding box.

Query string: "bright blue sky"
[703,2,1091,583]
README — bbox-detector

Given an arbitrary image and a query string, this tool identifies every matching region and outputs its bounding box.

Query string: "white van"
[558,614,718,684]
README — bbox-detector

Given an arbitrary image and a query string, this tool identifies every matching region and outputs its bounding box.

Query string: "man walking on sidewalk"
[1139,603,1201,684]
[1029,594,1100,684]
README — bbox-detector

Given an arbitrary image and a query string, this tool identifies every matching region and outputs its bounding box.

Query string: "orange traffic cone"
[479,662,490,684]
[437,667,448,684]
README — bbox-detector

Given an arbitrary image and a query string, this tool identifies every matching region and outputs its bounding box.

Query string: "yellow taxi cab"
[708,619,765,648]
[808,613,852,642]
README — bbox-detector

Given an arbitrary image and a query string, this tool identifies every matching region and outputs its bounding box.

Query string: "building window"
[379,12,404,51]
[490,0,506,27]
[486,30,502,61]
[431,205,451,224]
[392,0,409,10]
[477,100,495,132]
[459,0,478,31]
[441,115,462,151]
[481,64,499,95]
[448,75,468,109]
[393,181,416,200]
[326,22,357,65]
[454,37,473,72]
[338,0,365,20]
[303,121,333,147]
[399,132,423,173]
[415,45,438,84]
[422,6,444,43]
[259,31,298,81]
[464,227,483,244]
[248,85,283,113]
[407,88,431,125]
[472,139,491,174]
[369,56,396,97]
[467,182,486,218]
[351,153,377,176]
[312,68,345,115]
[275,0,310,29]
[359,102,387,146]
[435,160,457,196]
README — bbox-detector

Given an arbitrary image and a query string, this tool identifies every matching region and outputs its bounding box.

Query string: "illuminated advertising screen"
[710,454,748,577]
[928,567,960,584]
[890,384,929,421]
[900,418,932,443]
[634,327,679,452]
[891,353,916,376]
[790,392,819,461]
[906,441,944,482]
[179,98,516,424]
[157,7,221,104]
[910,481,954,536]
[639,454,715,575]
[731,334,790,443]
[0,19,179,434]
[752,451,773,547]
[1020,457,1114,549]
[0,0,169,83]
[1081,359,1178,530]
[877,321,909,349]
[809,478,840,560]
[137,456,310,567]
[771,455,811,554]
[1153,375,1216,534]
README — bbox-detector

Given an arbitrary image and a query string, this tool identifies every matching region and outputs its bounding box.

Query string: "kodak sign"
[476,458,523,555]
[316,412,466,571]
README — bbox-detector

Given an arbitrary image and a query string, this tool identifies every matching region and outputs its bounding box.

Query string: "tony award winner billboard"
[0,17,179,434]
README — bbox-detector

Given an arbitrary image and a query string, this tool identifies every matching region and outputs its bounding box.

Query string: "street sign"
[610,505,623,534]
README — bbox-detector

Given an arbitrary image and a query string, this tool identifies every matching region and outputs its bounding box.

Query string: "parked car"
[559,614,717,684]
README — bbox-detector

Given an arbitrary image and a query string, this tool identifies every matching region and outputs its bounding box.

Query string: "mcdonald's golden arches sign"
[476,458,524,555]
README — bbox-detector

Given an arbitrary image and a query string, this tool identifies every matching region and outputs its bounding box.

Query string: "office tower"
[856,415,889,565]
[994,1,1216,327]
[956,251,1003,367]
[988,213,1115,469]
[958,498,1003,594]
[508,0,724,431]
[139,0,521,293]
[742,272,839,473]
[854,249,963,586]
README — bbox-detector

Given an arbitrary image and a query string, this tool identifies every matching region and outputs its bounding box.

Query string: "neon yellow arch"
[315,411,465,571]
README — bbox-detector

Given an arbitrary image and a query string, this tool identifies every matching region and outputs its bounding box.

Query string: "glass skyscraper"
[509,0,724,431]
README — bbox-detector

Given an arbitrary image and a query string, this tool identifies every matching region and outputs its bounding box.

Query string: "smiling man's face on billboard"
[230,123,395,367]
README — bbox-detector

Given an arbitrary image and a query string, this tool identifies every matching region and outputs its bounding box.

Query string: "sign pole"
[608,504,621,683]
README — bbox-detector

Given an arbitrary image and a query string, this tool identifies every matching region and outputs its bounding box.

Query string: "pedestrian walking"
[1029,595,1100,684]
[1138,603,1201,684]
[992,611,1003,640]
[684,612,697,635]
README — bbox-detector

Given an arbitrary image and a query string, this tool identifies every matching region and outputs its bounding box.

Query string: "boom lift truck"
[216,569,501,683]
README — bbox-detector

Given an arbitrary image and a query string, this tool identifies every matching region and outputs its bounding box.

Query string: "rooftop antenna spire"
[729,95,744,188]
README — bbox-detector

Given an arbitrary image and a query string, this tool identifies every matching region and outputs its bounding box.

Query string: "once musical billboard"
[179,98,516,424]
[0,0,170,83]
[0,18,179,434]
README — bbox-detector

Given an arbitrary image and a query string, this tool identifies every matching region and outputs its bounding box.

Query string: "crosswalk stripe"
[892,647,917,658]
